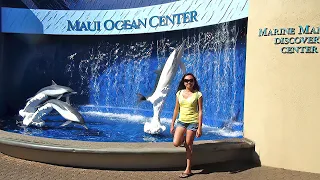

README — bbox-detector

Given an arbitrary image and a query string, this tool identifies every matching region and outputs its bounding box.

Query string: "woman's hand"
[196,128,202,138]
[170,124,175,134]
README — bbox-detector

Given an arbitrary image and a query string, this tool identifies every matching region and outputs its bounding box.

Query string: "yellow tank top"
[177,90,202,123]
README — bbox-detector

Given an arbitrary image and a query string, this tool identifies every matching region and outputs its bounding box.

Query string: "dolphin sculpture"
[222,110,241,130]
[19,80,76,117]
[138,41,186,134]
[22,99,88,129]
[33,80,76,102]
[19,93,49,118]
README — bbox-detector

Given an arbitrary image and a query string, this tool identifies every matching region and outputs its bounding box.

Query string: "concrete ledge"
[0,130,255,169]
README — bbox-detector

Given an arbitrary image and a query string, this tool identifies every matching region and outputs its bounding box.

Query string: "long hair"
[177,73,200,92]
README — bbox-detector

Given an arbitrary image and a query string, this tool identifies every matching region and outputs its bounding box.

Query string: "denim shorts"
[176,121,198,131]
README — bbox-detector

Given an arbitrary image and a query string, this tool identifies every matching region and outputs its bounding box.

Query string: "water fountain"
[0,1,254,168]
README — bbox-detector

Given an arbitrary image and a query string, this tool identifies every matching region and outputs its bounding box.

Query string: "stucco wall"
[244,0,320,173]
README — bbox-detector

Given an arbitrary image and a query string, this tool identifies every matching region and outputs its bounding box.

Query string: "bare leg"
[184,130,196,174]
[173,127,186,147]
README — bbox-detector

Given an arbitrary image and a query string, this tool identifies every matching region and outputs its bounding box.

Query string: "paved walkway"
[1,153,319,180]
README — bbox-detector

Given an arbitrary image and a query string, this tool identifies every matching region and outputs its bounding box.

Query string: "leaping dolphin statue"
[19,93,49,118]
[222,110,241,131]
[19,80,76,117]
[22,99,88,129]
[138,41,186,134]
[33,80,76,102]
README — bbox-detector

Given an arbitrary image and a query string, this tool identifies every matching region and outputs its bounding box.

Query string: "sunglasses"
[183,79,194,83]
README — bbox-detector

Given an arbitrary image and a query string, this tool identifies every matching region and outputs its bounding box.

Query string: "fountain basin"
[0,130,254,169]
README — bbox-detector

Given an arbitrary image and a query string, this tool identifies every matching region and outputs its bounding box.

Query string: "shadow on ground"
[192,150,261,175]
[193,160,261,175]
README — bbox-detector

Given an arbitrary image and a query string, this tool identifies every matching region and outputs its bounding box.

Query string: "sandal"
[179,173,192,178]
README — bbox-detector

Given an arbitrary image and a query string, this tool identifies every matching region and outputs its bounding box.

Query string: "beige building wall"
[244,0,320,174]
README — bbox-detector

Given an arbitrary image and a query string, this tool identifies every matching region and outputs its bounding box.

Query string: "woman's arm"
[196,96,203,137]
[170,97,180,134]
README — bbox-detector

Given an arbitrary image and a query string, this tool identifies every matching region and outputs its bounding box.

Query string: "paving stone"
[1,153,320,180]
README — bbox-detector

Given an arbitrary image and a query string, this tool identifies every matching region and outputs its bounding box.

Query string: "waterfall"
[65,21,246,127]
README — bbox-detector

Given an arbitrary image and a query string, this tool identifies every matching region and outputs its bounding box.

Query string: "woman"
[170,73,203,178]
